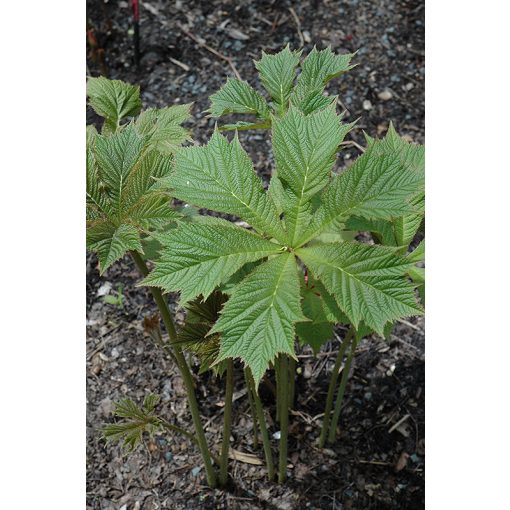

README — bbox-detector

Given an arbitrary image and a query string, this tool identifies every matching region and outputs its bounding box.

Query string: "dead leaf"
[229,449,263,465]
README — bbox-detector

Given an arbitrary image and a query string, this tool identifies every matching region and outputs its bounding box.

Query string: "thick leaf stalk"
[246,368,275,481]
[277,355,290,483]
[319,327,355,448]
[327,334,359,444]
[219,359,234,486]
[130,251,217,487]
[244,370,259,449]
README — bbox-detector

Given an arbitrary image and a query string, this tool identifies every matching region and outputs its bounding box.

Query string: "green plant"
[141,47,424,483]
[102,283,125,307]
[86,76,217,487]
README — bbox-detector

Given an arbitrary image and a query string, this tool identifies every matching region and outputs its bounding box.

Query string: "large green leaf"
[291,48,355,111]
[303,133,424,245]
[142,218,284,304]
[297,242,423,335]
[164,130,287,242]
[87,77,142,134]
[254,45,301,113]
[87,223,143,274]
[272,105,353,245]
[212,253,305,386]
[207,79,270,119]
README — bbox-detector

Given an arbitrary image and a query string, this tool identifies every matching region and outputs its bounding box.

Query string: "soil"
[86,1,425,508]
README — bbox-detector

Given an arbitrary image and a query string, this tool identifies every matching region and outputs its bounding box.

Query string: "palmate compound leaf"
[86,117,187,274]
[103,394,162,451]
[299,128,425,246]
[87,76,142,134]
[296,242,423,335]
[207,78,270,119]
[291,47,356,113]
[254,45,302,113]
[211,252,306,387]
[162,130,287,242]
[271,104,354,245]
[142,217,284,305]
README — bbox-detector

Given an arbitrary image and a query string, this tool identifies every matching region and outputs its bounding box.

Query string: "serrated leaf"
[272,105,353,245]
[394,193,424,247]
[297,242,423,334]
[407,239,425,263]
[87,76,141,133]
[103,395,161,451]
[87,223,143,274]
[218,120,271,132]
[254,45,301,113]
[136,104,192,154]
[164,130,287,242]
[86,93,189,273]
[345,216,398,246]
[142,218,283,304]
[208,79,270,119]
[408,265,425,304]
[305,138,424,245]
[292,48,355,110]
[299,93,337,115]
[296,284,334,353]
[212,252,305,387]
[179,292,228,375]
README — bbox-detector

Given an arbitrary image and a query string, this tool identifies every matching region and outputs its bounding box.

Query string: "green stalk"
[277,355,289,483]
[219,359,234,486]
[244,369,259,449]
[130,251,217,488]
[327,334,359,445]
[319,327,355,448]
[246,368,275,481]
[275,360,281,423]
[288,356,296,410]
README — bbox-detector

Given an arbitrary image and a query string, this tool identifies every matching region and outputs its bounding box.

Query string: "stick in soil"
[130,251,217,488]
[319,327,355,448]
[327,335,359,444]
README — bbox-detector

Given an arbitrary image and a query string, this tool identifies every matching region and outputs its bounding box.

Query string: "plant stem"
[327,334,359,445]
[244,369,259,449]
[275,360,281,423]
[246,368,275,481]
[219,359,234,486]
[129,251,217,488]
[288,356,296,410]
[319,327,355,448]
[277,355,289,483]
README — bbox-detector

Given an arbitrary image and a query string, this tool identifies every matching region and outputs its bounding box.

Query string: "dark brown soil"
[86,1,424,508]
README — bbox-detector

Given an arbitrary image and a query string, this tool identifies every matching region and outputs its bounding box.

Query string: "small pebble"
[273,431,281,440]
[164,452,173,462]
[362,99,372,110]
[191,466,201,477]
[378,89,393,101]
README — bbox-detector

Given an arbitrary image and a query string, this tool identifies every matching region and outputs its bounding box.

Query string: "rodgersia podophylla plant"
[141,47,425,482]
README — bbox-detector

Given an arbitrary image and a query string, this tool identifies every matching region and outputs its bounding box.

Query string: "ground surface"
[86,1,425,508]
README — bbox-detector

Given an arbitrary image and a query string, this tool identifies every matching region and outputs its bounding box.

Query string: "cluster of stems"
[128,250,358,487]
